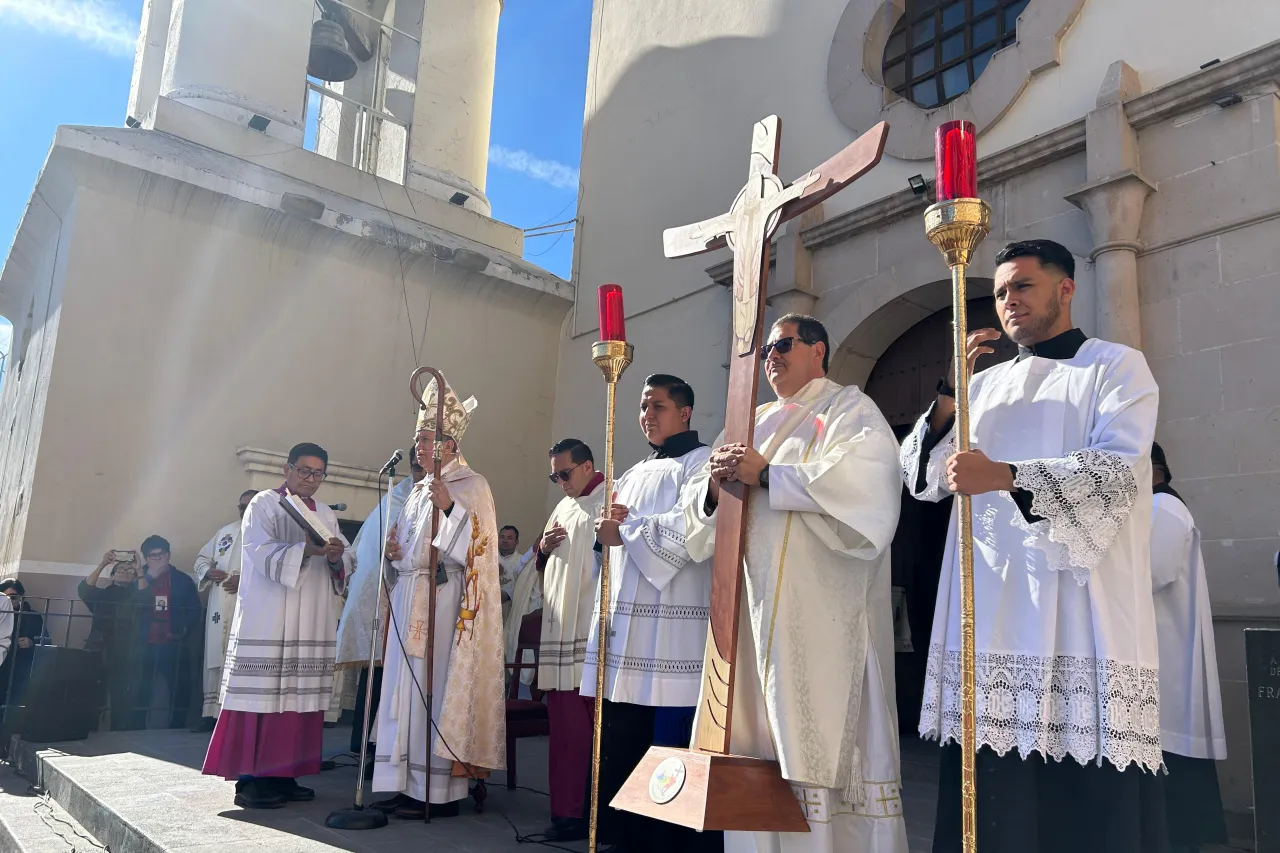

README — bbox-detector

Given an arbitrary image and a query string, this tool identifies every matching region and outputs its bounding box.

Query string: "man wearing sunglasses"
[686,314,908,853]
[202,442,351,810]
[587,374,718,852]
[531,437,604,842]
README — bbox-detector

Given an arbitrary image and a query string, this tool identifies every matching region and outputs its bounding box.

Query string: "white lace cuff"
[1011,449,1138,584]
[900,412,956,503]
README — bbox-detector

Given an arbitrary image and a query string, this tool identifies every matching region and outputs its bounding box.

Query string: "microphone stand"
[325,463,399,830]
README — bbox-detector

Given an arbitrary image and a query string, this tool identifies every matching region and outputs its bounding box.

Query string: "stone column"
[766,208,824,320]
[1065,61,1156,351]
[127,0,174,126]
[407,0,502,215]
[160,0,314,145]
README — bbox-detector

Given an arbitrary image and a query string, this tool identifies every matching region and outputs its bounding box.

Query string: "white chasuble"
[372,459,506,803]
[335,475,415,670]
[537,487,605,691]
[685,377,908,853]
[901,338,1163,772]
[221,490,350,715]
[581,442,712,708]
[1150,492,1226,760]
[195,520,242,717]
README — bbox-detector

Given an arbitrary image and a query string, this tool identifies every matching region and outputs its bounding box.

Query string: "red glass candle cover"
[934,120,977,201]
[598,284,626,342]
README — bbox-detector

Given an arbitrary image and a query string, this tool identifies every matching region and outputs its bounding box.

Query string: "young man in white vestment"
[369,375,506,820]
[499,523,541,692]
[686,314,909,853]
[534,438,605,842]
[201,443,351,810]
[1149,443,1227,853]
[585,374,719,853]
[499,525,538,608]
[900,239,1167,853]
[191,489,258,732]
[335,452,424,759]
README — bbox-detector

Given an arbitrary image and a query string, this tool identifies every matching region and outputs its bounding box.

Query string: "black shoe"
[428,800,460,819]
[543,817,589,841]
[370,793,413,814]
[233,780,286,810]
[392,797,427,820]
[272,779,315,802]
[189,717,216,733]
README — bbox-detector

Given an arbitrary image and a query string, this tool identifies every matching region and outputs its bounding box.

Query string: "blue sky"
[0,0,591,385]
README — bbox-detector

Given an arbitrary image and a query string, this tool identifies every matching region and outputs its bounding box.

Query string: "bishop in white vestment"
[900,240,1167,853]
[535,438,605,841]
[193,489,257,725]
[1149,443,1227,851]
[370,375,505,820]
[686,315,909,853]
[585,374,715,850]
[202,444,350,811]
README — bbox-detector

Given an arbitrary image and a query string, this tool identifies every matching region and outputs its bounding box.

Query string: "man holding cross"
[685,315,909,853]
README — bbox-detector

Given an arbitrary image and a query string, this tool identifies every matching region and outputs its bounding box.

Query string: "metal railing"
[0,596,206,743]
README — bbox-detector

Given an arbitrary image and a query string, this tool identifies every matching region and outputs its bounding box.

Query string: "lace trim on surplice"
[1011,449,1138,585]
[919,643,1163,772]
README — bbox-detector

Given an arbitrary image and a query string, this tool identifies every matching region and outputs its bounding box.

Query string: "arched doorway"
[862,296,1017,732]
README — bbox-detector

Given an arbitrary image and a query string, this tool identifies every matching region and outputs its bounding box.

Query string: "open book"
[277,491,337,547]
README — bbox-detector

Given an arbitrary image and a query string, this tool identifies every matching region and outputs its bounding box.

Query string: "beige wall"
[5,174,567,587]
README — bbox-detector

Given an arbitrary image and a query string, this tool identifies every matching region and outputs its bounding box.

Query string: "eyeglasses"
[759,336,808,361]
[289,464,328,481]
[548,461,586,483]
[145,552,168,561]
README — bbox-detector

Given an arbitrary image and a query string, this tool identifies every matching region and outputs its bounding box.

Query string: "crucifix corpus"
[610,115,889,833]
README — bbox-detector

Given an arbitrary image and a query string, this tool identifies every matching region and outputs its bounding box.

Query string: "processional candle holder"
[922,119,990,853]
[587,284,634,853]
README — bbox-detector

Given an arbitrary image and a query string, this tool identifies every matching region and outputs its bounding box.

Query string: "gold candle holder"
[588,338,634,853]
[924,196,991,853]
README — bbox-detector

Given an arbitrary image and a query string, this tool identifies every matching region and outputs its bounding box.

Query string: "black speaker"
[2,645,98,743]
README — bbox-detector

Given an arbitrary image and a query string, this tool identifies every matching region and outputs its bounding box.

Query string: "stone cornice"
[706,243,777,287]
[1124,37,1280,130]
[236,446,383,491]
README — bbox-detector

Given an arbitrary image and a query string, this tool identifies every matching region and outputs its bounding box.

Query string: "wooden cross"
[664,116,888,754]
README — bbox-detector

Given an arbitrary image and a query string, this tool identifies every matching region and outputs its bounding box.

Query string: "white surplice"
[685,377,908,853]
[335,476,415,670]
[901,338,1164,772]
[502,547,542,687]
[1151,492,1226,760]
[372,459,506,803]
[195,520,242,717]
[537,486,606,692]
[221,490,350,714]
[581,443,712,708]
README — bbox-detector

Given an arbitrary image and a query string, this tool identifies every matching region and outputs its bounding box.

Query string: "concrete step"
[0,763,106,853]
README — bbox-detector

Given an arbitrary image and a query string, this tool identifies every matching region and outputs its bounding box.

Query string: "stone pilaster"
[1065,60,1156,350]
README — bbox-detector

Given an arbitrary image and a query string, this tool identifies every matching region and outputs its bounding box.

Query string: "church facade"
[557,0,1280,830]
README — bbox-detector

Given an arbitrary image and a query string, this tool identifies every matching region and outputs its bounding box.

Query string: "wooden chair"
[504,608,549,790]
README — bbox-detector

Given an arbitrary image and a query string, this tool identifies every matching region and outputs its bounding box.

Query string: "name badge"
[154,594,169,613]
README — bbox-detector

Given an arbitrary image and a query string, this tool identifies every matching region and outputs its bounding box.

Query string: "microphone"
[380,449,405,474]
[330,503,348,512]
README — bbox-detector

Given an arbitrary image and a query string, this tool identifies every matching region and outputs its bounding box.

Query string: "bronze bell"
[308,18,357,83]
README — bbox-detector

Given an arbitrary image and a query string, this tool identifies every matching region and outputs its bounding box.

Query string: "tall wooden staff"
[923,120,990,853]
[409,365,448,824]
[587,284,633,852]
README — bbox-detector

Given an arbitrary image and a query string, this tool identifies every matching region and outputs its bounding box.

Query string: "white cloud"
[0,0,138,58]
[488,145,579,191]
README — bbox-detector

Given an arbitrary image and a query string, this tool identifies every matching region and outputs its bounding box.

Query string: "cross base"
[611,746,810,833]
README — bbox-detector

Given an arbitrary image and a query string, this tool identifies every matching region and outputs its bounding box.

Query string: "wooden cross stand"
[611,116,888,832]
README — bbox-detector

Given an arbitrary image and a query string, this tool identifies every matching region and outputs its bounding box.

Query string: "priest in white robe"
[201,443,350,811]
[586,373,716,850]
[335,453,424,756]
[535,437,605,842]
[192,489,258,731]
[370,374,505,820]
[499,524,540,691]
[1149,443,1227,852]
[686,314,909,853]
[900,239,1166,853]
